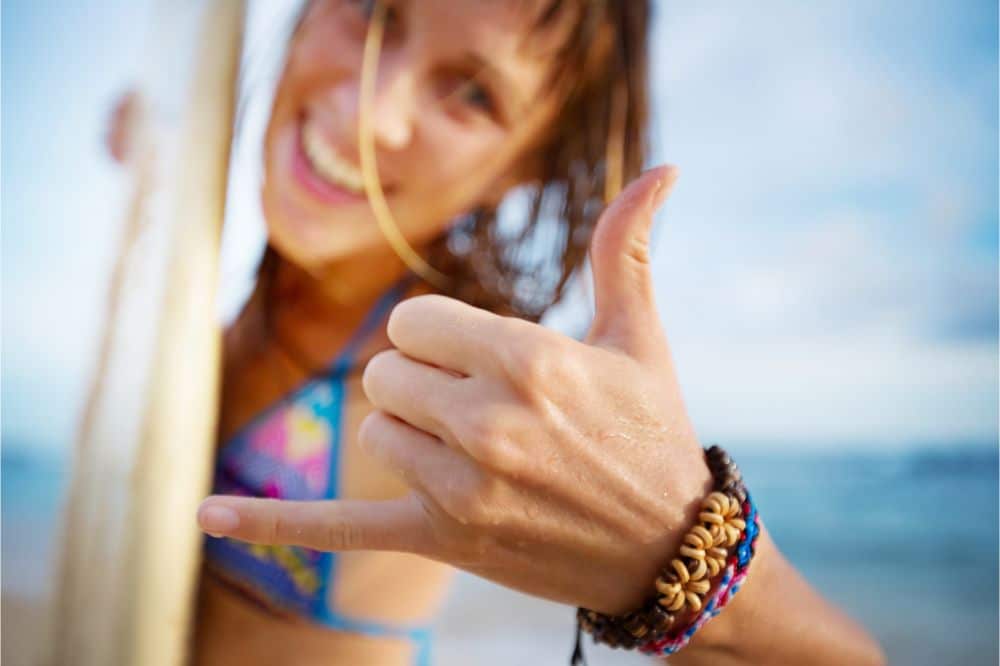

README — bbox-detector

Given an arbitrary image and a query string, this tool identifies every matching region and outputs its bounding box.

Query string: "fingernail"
[648,179,665,207]
[199,503,240,535]
[651,167,679,209]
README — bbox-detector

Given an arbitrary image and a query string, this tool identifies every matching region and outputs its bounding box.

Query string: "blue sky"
[3,0,997,457]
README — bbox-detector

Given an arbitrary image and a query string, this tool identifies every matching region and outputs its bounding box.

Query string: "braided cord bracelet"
[571,445,759,665]
[640,490,761,655]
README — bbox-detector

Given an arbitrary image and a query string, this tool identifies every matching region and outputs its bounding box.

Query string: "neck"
[268,243,417,326]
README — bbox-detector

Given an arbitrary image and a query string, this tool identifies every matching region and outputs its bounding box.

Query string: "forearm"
[663,524,886,666]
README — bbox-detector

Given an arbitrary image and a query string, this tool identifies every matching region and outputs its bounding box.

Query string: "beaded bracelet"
[571,445,758,665]
[639,490,761,656]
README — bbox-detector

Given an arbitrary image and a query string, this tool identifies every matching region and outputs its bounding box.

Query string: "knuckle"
[510,345,550,384]
[265,508,284,543]
[465,478,503,527]
[501,327,572,392]
[456,409,517,472]
[624,229,652,266]
[476,435,521,477]
[436,482,474,524]
[456,408,504,450]
[456,493,491,528]
[452,532,497,566]
[322,516,365,551]
[440,475,497,528]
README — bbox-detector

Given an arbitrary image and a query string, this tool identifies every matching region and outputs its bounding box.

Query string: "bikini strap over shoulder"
[327,272,418,375]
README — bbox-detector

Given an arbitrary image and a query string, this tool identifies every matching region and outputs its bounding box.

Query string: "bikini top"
[203,276,433,661]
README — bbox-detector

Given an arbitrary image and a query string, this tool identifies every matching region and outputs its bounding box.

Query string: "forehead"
[413,0,563,40]
[407,0,578,92]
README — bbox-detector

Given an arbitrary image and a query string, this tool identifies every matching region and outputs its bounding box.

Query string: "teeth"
[301,119,366,193]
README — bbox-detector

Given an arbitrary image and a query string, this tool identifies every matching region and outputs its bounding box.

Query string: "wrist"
[681,521,775,654]
[595,445,715,615]
[576,446,759,657]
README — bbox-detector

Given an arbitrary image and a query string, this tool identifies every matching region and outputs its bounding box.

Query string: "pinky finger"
[197,494,436,556]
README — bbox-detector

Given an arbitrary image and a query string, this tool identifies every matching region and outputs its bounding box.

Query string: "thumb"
[586,165,678,357]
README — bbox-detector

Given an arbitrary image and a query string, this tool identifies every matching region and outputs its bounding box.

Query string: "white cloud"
[643,0,997,446]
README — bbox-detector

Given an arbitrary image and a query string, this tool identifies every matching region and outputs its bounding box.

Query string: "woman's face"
[262,0,566,268]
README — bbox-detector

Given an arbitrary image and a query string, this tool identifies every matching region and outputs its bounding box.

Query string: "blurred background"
[3,1,997,664]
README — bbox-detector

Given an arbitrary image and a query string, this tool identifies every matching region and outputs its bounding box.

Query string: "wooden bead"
[670,558,690,583]
[690,524,714,546]
[623,613,649,638]
[659,592,686,612]
[578,445,753,651]
[645,605,675,633]
[700,510,725,526]
[687,557,708,581]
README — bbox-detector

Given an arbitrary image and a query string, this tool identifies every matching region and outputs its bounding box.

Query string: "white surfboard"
[50,3,245,665]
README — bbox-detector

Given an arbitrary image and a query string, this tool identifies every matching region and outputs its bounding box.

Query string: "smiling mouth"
[300,116,366,195]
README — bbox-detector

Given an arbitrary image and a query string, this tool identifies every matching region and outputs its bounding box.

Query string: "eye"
[435,71,499,122]
[349,0,400,30]
[459,80,496,114]
[344,0,376,17]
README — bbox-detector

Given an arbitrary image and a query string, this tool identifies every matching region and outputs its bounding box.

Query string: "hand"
[105,89,139,164]
[198,166,714,615]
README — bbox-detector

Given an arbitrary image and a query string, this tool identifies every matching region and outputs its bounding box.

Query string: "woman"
[112,1,886,664]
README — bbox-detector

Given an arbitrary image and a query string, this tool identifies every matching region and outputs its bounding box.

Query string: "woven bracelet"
[570,445,759,665]
[639,490,760,656]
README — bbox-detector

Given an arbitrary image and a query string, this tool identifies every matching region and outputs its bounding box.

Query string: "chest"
[215,326,407,502]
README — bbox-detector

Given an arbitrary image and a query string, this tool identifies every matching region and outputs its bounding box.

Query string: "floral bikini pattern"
[208,379,346,611]
[203,279,434,666]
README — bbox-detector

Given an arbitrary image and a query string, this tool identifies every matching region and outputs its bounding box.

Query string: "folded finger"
[362,348,469,447]
[387,294,512,376]
[359,410,478,495]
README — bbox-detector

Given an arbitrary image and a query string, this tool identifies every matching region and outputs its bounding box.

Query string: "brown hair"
[426,0,652,321]
[259,0,652,334]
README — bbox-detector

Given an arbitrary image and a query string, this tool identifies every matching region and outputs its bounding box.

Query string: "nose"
[336,52,415,151]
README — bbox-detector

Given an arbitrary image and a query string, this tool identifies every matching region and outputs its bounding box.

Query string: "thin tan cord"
[359,0,448,287]
[603,77,627,203]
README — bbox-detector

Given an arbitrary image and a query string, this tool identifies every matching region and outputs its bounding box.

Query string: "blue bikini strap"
[328,273,417,376]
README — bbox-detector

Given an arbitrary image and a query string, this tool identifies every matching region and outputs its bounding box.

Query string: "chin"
[259,189,356,264]
[266,219,375,269]
[269,217,413,277]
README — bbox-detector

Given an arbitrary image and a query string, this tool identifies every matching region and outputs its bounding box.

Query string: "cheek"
[408,121,514,214]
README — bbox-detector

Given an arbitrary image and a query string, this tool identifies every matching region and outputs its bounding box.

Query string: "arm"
[668,525,886,666]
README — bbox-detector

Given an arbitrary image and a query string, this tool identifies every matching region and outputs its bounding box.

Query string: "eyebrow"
[461,50,529,118]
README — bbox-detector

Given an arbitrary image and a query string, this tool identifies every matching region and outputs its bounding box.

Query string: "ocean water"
[3,446,998,665]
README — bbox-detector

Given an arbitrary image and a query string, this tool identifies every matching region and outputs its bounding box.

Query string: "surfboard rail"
[50,3,245,664]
